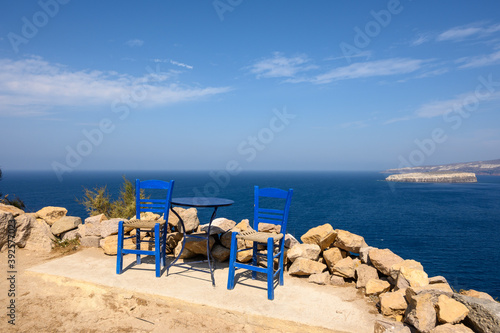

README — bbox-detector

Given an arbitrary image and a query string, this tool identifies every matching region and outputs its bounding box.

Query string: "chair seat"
[124,218,166,229]
[236,230,284,243]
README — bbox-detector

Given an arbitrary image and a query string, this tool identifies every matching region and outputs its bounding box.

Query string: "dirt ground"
[0,246,355,333]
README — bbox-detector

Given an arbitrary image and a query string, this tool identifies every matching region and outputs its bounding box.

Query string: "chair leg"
[267,237,274,300]
[278,240,285,286]
[116,221,124,274]
[154,223,161,277]
[136,228,141,265]
[227,232,238,290]
[251,241,258,280]
[161,224,167,267]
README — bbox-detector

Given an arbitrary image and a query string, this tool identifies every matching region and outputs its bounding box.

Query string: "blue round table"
[167,197,234,286]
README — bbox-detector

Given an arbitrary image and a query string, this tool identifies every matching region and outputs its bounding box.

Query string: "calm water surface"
[1,170,499,299]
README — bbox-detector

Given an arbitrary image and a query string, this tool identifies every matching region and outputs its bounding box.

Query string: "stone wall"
[2,203,498,333]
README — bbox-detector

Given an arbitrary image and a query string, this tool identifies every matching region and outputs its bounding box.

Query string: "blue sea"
[1,170,499,299]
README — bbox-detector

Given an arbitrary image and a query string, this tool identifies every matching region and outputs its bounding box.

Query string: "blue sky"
[1,1,499,175]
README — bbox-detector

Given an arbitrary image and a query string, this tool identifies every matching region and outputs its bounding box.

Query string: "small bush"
[79,176,141,218]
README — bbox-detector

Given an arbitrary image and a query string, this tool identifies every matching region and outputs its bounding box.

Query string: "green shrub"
[79,176,141,218]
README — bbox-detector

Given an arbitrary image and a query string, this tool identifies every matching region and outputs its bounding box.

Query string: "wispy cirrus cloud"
[248,52,316,79]
[152,58,193,69]
[436,22,500,42]
[0,56,230,117]
[456,50,500,69]
[414,90,500,118]
[311,58,425,84]
[125,39,144,47]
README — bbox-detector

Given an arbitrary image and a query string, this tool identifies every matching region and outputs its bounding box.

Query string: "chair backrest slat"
[253,186,293,233]
[135,179,174,220]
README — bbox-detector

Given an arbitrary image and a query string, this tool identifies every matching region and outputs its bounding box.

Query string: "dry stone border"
[2,204,499,333]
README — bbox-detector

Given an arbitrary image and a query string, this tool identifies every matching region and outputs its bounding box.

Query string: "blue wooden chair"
[227,186,293,300]
[116,179,174,277]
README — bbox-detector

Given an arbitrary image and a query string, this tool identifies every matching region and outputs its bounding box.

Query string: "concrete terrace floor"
[27,248,383,332]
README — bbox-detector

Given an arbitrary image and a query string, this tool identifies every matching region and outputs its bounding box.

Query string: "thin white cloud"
[152,58,193,69]
[125,39,144,47]
[456,50,500,69]
[415,90,500,118]
[0,57,230,117]
[325,51,373,62]
[411,33,432,46]
[249,52,316,79]
[437,23,500,42]
[312,58,425,84]
[170,60,193,69]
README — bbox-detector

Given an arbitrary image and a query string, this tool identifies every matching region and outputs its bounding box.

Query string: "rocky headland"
[385,172,478,183]
[383,159,500,176]
[2,203,499,333]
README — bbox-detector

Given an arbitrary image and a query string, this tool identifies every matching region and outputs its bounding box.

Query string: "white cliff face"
[385,172,477,183]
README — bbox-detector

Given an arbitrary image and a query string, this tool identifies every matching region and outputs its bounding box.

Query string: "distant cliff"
[385,172,477,183]
[383,159,500,176]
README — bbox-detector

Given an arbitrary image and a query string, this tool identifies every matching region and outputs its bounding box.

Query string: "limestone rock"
[333,229,368,253]
[51,216,82,236]
[459,289,495,302]
[369,248,404,276]
[24,218,55,252]
[365,279,391,296]
[258,222,281,233]
[380,289,408,319]
[14,213,35,247]
[300,223,337,250]
[35,206,67,225]
[211,244,230,262]
[168,207,199,233]
[101,235,134,255]
[236,248,253,263]
[84,213,107,224]
[429,323,474,333]
[287,243,321,262]
[288,257,327,276]
[308,272,330,285]
[174,241,197,259]
[284,233,299,249]
[330,275,346,286]
[139,212,161,220]
[332,257,356,279]
[405,284,453,302]
[436,294,469,324]
[0,203,25,216]
[80,236,101,248]
[359,246,374,265]
[78,221,101,237]
[166,232,183,251]
[396,266,429,290]
[100,218,129,238]
[404,293,437,333]
[323,247,346,273]
[429,276,448,285]
[390,259,424,281]
[451,293,500,333]
[220,220,253,249]
[356,264,379,288]
[374,319,411,333]
[0,211,14,251]
[61,228,80,241]
[183,234,216,256]
[200,218,236,235]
